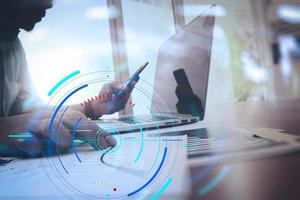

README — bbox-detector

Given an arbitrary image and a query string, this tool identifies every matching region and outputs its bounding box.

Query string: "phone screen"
[116,62,149,97]
[173,68,193,92]
[124,62,149,87]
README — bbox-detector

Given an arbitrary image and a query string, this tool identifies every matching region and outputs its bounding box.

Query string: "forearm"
[9,95,45,116]
[0,118,12,144]
[0,115,28,144]
[0,113,46,157]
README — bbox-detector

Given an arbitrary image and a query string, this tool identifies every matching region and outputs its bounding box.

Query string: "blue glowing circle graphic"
[37,71,181,200]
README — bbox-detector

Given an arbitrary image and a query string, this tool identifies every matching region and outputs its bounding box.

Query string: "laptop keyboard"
[118,115,177,124]
[187,128,284,158]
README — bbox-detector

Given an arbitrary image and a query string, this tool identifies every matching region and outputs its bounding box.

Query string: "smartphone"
[116,62,149,97]
[173,68,193,92]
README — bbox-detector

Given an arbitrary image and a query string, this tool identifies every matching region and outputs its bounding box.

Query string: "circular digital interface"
[35,71,181,200]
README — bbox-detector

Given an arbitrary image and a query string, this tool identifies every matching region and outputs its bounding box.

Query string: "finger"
[108,81,121,90]
[119,79,139,97]
[97,92,113,103]
[63,117,116,150]
[111,88,123,95]
[128,77,139,90]
[52,123,73,150]
[100,81,119,94]
[79,119,117,149]
[62,116,99,149]
[96,130,117,149]
[101,92,113,101]
[116,86,132,103]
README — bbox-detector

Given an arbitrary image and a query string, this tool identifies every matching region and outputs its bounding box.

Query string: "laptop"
[98,6,216,134]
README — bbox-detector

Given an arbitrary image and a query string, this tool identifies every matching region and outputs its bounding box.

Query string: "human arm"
[71,80,138,118]
[0,110,116,157]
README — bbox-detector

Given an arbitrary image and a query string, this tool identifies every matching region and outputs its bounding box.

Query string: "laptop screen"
[151,9,215,120]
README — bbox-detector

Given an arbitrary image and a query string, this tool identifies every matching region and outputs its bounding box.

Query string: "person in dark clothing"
[0,0,136,157]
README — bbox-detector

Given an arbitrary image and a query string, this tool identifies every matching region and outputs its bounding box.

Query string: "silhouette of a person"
[0,0,136,156]
[173,69,204,117]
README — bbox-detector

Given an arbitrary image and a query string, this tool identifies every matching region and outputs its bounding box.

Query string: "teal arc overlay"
[134,117,144,163]
[8,133,33,138]
[48,84,88,132]
[150,178,173,200]
[48,70,80,96]
[127,147,168,197]
[71,117,82,163]
[55,105,71,174]
[146,107,161,174]
[198,165,230,196]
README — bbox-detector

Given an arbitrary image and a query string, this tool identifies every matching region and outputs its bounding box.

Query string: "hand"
[62,110,116,149]
[0,110,116,157]
[87,80,138,116]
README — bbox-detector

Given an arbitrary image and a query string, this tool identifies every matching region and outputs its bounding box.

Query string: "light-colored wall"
[266,0,300,99]
[184,0,274,105]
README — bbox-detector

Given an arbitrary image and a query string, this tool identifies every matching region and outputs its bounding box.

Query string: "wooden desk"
[189,99,300,200]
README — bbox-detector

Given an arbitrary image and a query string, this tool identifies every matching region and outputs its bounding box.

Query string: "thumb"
[64,117,117,150]
[128,76,140,90]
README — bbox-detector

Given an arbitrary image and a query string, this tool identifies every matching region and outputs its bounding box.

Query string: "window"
[120,0,175,115]
[19,0,114,105]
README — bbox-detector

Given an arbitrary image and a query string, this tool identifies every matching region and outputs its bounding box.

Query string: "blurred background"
[19,0,300,116]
